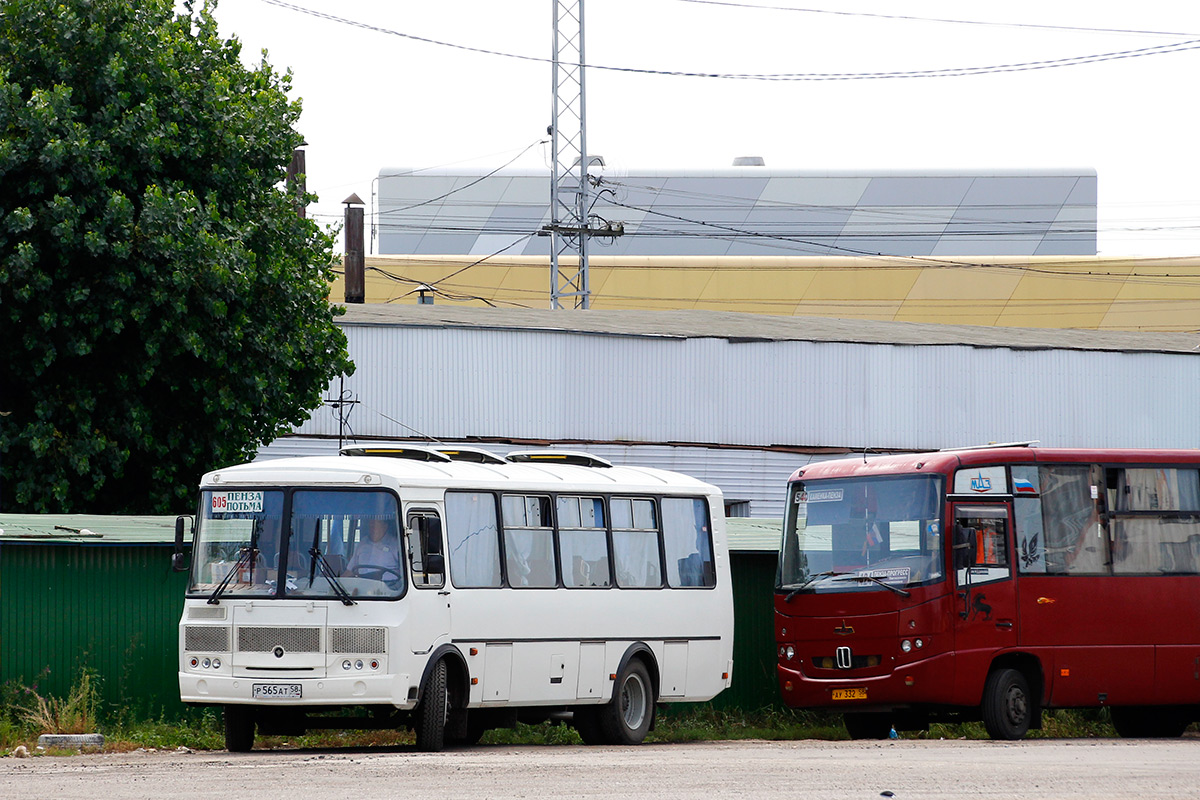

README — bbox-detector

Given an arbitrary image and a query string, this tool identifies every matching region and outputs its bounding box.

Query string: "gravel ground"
[4,738,1199,800]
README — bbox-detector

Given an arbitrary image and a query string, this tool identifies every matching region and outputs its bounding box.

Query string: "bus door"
[951,503,1017,682]
[406,508,450,653]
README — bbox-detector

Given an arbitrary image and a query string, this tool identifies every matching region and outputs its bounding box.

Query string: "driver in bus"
[343,517,401,581]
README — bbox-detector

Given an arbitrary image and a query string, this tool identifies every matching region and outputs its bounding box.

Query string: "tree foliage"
[0,0,353,513]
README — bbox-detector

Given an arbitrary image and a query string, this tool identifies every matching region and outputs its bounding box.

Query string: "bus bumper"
[777,651,955,711]
[178,671,414,709]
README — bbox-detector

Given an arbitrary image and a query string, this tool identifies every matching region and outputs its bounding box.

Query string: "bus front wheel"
[597,660,654,745]
[224,705,255,752]
[843,712,892,740]
[982,667,1032,740]
[415,659,448,752]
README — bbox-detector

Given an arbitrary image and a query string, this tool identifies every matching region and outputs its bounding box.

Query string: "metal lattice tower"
[547,0,589,309]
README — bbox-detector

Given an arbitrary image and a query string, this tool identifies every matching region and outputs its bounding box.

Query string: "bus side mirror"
[172,515,193,572]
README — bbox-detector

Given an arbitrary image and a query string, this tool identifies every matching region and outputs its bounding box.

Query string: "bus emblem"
[835,646,852,669]
[970,473,992,492]
[834,620,855,636]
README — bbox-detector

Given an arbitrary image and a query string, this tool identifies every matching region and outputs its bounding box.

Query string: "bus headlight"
[342,660,352,671]
[901,640,913,653]
[915,639,924,649]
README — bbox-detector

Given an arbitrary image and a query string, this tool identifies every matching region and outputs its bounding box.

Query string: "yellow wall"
[328,255,1200,331]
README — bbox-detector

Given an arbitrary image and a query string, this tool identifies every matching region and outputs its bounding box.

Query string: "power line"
[259,0,1200,81]
[664,1,1200,39]
[376,140,547,217]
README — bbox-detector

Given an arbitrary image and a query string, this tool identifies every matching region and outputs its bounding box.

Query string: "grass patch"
[650,706,848,742]
[0,670,1145,756]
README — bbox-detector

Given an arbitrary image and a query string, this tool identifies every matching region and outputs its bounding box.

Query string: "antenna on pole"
[324,375,360,450]
[546,0,590,309]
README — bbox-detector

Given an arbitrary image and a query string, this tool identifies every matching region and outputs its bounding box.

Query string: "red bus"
[775,444,1200,740]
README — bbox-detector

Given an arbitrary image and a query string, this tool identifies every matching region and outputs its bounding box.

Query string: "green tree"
[0,0,353,513]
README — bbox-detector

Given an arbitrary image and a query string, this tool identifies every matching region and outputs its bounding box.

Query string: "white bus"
[175,447,735,751]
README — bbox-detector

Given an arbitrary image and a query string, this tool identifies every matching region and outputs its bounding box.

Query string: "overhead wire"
[664,0,1200,39]
[259,0,1200,81]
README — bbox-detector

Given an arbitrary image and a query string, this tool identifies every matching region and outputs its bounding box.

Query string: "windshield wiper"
[207,546,254,605]
[833,572,912,598]
[310,547,356,606]
[784,571,850,602]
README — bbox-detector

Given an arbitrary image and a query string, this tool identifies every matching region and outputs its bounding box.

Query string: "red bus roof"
[790,446,1200,482]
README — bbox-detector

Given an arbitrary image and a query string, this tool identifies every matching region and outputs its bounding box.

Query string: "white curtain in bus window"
[1038,465,1108,575]
[557,496,610,587]
[611,497,662,588]
[445,491,502,587]
[1111,517,1200,574]
[501,495,556,587]
[1115,468,1200,511]
[662,497,715,587]
[1111,468,1200,574]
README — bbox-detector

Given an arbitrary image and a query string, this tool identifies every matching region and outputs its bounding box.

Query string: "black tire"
[573,707,605,745]
[981,667,1033,740]
[415,659,448,752]
[224,705,255,753]
[446,711,487,747]
[597,659,654,745]
[1111,706,1190,738]
[843,712,892,740]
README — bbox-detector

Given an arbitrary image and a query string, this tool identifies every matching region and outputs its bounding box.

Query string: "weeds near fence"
[13,667,99,736]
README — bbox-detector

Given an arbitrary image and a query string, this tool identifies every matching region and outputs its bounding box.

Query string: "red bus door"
[951,503,1017,699]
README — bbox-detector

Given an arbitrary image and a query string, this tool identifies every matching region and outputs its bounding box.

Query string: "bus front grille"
[184,625,230,653]
[237,626,321,653]
[329,627,386,654]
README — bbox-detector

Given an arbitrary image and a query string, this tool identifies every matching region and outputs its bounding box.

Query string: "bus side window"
[954,506,1011,586]
[408,512,445,588]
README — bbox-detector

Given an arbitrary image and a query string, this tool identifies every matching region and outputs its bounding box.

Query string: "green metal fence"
[0,541,191,719]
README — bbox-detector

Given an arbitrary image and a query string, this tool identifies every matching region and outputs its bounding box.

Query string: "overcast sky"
[212,1,1200,256]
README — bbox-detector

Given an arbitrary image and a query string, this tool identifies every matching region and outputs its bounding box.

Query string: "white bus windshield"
[777,475,945,594]
[191,489,404,600]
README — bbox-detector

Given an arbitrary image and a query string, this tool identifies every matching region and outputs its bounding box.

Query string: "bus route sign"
[211,491,264,514]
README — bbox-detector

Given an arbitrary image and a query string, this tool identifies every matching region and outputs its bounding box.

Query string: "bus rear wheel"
[415,659,448,752]
[597,660,654,745]
[982,667,1032,740]
[224,705,255,753]
[1111,706,1190,738]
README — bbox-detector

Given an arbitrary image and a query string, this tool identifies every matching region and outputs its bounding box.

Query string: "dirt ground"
[5,738,1199,799]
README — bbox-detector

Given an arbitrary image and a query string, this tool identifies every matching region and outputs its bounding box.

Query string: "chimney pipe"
[343,193,365,304]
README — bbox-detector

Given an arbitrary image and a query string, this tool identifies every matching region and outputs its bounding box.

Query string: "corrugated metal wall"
[281,323,1200,518]
[297,325,1200,453]
[0,543,189,719]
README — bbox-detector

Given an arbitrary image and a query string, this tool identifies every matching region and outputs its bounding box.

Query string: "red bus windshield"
[776,474,945,594]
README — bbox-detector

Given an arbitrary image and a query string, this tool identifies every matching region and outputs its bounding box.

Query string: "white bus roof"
[201,454,720,496]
